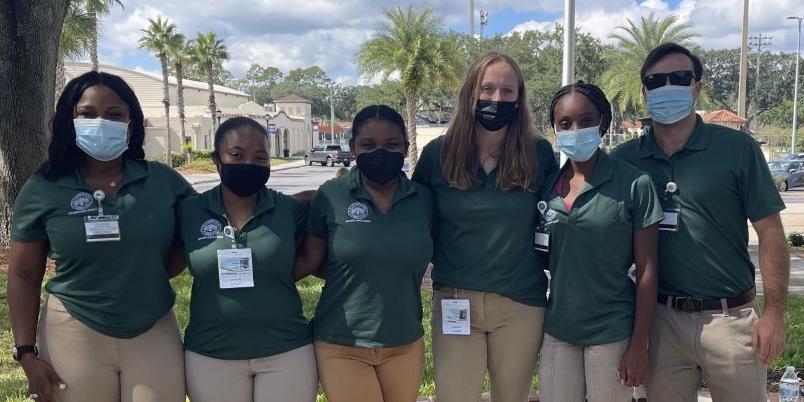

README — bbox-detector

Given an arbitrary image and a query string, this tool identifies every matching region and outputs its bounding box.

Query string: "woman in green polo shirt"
[295,105,433,402]
[411,51,557,402]
[7,71,193,402]
[176,117,317,402]
[536,82,663,402]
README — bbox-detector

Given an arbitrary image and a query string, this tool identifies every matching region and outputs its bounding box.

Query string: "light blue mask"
[73,118,129,161]
[646,85,695,125]
[555,126,601,162]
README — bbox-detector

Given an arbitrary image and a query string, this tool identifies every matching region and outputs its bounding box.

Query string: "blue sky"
[97,0,800,85]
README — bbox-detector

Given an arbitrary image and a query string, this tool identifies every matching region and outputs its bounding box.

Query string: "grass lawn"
[178,157,291,174]
[1,272,802,401]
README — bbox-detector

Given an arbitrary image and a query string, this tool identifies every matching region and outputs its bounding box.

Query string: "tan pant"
[315,338,424,402]
[431,288,545,402]
[538,334,632,402]
[185,343,318,402]
[647,302,768,402]
[38,296,185,402]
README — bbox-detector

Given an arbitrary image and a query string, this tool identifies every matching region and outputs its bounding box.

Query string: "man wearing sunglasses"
[612,43,789,401]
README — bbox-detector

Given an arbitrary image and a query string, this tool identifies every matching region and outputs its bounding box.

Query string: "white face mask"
[73,118,129,161]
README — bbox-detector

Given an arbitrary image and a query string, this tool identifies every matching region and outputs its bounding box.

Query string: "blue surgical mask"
[555,125,602,162]
[73,118,129,161]
[646,85,695,125]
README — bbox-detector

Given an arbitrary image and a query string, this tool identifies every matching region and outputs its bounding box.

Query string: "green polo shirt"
[411,136,558,306]
[307,167,433,348]
[11,160,195,338]
[541,152,664,346]
[177,186,312,360]
[611,116,785,298]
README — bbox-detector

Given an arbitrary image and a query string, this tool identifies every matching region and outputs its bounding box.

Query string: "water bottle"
[780,366,801,402]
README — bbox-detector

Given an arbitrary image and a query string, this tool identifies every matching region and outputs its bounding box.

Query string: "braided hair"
[549,80,612,135]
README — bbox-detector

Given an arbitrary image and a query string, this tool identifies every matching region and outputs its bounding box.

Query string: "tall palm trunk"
[90,11,99,71]
[206,60,217,131]
[159,53,171,166]
[176,61,188,160]
[405,89,418,166]
[55,58,66,104]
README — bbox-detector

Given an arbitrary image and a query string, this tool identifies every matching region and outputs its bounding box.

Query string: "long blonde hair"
[441,52,537,191]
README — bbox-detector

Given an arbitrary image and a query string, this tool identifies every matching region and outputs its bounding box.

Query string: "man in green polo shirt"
[611,43,790,401]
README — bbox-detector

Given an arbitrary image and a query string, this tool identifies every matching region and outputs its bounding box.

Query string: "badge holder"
[217,224,254,289]
[534,201,550,252]
[84,190,121,242]
[659,182,680,232]
[441,288,470,336]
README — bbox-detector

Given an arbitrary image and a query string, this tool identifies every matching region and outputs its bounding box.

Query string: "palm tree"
[139,17,185,166]
[188,32,229,131]
[601,13,698,116]
[56,0,94,101]
[356,5,460,165]
[85,0,123,71]
[171,41,193,159]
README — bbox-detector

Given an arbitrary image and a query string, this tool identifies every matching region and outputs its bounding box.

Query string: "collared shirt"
[177,185,312,359]
[541,152,663,346]
[308,167,433,348]
[412,135,558,306]
[11,160,195,338]
[611,116,785,298]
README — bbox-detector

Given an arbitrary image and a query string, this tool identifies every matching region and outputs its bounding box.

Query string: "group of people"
[7,42,790,402]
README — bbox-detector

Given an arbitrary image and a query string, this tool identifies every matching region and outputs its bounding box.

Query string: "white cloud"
[509,20,554,35]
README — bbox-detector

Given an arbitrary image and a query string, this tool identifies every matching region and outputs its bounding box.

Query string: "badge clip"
[93,190,105,216]
[223,225,237,248]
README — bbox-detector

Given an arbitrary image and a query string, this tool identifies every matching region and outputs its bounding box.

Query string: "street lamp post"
[215,109,222,128]
[330,83,336,145]
[789,16,803,153]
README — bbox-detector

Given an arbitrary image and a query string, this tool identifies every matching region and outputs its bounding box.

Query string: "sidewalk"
[182,159,307,186]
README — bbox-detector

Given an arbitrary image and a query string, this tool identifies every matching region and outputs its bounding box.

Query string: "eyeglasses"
[642,70,695,91]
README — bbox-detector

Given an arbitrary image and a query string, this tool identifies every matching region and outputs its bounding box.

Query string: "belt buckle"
[678,297,701,312]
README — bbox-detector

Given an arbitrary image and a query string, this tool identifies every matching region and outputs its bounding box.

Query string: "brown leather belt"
[658,287,756,312]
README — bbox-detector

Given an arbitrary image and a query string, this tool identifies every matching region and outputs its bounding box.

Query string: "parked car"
[769,160,804,191]
[782,153,804,161]
[304,145,353,167]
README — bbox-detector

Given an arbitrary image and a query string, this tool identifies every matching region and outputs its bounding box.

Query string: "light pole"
[330,83,336,145]
[789,16,803,153]
[560,0,576,167]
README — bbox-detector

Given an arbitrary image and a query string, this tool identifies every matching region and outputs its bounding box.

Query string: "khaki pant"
[538,334,632,402]
[646,302,767,402]
[38,296,185,402]
[315,337,424,402]
[431,288,545,402]
[185,343,318,402]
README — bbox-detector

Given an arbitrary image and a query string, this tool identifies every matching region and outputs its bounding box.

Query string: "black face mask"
[474,100,519,131]
[356,148,404,185]
[219,163,270,197]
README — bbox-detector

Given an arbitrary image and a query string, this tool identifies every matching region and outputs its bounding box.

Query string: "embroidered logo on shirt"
[68,192,97,215]
[198,219,223,240]
[346,202,371,223]
[544,209,559,226]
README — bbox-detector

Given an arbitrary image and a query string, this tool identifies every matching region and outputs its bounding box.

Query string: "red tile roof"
[620,120,643,129]
[702,109,748,124]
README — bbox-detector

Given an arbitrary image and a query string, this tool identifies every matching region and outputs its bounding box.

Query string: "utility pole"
[468,0,475,37]
[749,33,773,117]
[788,16,803,153]
[560,0,576,167]
[737,0,749,117]
[330,83,336,145]
[479,10,488,38]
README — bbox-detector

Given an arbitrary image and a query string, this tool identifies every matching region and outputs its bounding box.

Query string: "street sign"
[268,123,277,135]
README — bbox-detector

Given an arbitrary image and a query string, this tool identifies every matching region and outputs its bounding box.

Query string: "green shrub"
[171,152,187,167]
[788,232,804,247]
[191,149,214,160]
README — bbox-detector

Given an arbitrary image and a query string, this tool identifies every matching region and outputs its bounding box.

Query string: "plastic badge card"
[441,299,471,335]
[217,248,254,289]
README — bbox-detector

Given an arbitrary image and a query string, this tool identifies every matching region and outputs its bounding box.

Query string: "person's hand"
[619,343,649,387]
[753,312,785,365]
[19,356,65,402]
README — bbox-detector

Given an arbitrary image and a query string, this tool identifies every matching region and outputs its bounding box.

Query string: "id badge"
[217,248,254,289]
[441,299,470,335]
[534,230,550,253]
[659,206,680,232]
[84,215,121,242]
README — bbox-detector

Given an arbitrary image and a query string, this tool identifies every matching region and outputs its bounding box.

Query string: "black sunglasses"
[642,70,695,91]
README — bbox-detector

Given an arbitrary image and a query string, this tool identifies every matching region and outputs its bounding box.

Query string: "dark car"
[769,160,804,191]
[304,145,353,167]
